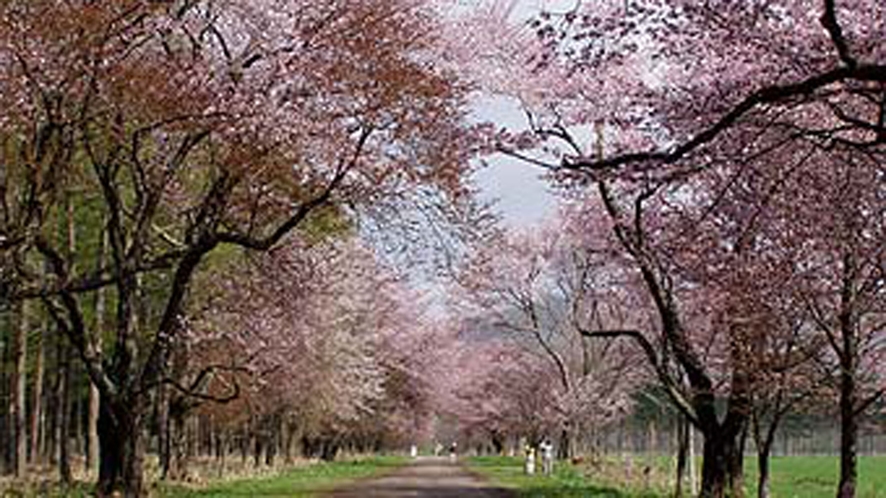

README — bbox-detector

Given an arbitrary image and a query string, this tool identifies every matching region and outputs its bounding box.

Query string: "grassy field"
[0,456,404,498]
[158,456,405,497]
[467,456,663,498]
[743,456,885,498]
[467,455,886,498]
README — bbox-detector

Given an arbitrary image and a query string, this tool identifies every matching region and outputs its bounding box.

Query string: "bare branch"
[34,239,117,401]
[216,128,373,250]
[577,327,699,426]
[495,146,560,170]
[820,0,857,69]
[854,388,885,417]
[564,64,886,174]
[164,376,240,404]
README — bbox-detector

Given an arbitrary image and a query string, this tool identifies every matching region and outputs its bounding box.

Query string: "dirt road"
[325,456,516,498]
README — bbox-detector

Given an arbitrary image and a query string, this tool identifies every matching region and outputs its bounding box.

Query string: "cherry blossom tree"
[0,0,475,494]
[184,234,450,464]
[458,1,884,497]
[454,207,646,458]
[446,337,562,451]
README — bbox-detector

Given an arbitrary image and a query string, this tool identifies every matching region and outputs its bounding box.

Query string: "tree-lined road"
[326,458,515,498]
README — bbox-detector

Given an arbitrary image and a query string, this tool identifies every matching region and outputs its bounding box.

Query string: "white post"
[524,446,536,475]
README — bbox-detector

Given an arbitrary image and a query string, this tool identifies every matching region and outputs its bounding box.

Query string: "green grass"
[467,456,664,498]
[159,456,406,497]
[468,455,886,498]
[743,455,886,498]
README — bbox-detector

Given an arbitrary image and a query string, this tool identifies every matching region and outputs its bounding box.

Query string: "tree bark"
[557,426,573,460]
[164,396,190,481]
[675,416,689,498]
[836,249,859,498]
[2,312,9,474]
[29,318,44,465]
[87,362,101,474]
[253,424,263,468]
[87,233,106,475]
[699,426,746,498]
[688,421,697,496]
[757,443,771,498]
[58,336,73,484]
[753,407,785,498]
[837,367,857,498]
[215,429,227,479]
[58,194,75,484]
[699,436,730,498]
[158,384,171,480]
[97,395,145,497]
[10,300,28,477]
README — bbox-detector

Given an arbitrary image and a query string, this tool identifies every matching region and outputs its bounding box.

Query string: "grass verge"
[468,455,886,498]
[466,456,664,498]
[157,456,406,498]
[743,455,885,498]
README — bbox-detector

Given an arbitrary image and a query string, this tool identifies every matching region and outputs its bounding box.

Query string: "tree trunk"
[58,337,73,484]
[10,300,28,477]
[58,194,74,484]
[265,430,276,467]
[158,384,171,480]
[87,252,105,475]
[699,429,745,498]
[675,416,689,498]
[753,410,783,498]
[253,427,263,468]
[29,318,44,465]
[283,424,295,464]
[165,398,190,481]
[320,438,338,462]
[1,305,9,474]
[836,248,858,498]
[688,423,697,496]
[87,370,101,474]
[240,425,249,464]
[49,337,62,466]
[97,395,145,497]
[216,430,227,478]
[837,368,857,498]
[557,426,573,460]
[757,443,771,498]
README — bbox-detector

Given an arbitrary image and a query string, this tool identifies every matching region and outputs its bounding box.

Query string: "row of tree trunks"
[1,305,88,476]
[10,300,28,477]
[0,207,101,478]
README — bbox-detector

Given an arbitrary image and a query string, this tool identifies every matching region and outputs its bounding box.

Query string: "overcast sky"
[463,0,578,228]
[470,90,558,228]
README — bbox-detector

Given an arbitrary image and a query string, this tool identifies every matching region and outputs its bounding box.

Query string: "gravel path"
[324,456,516,498]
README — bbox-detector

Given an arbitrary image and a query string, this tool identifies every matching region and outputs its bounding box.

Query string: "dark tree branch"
[564,64,886,174]
[129,129,212,262]
[595,179,713,398]
[496,147,560,170]
[576,327,699,426]
[34,238,117,400]
[9,248,187,300]
[854,388,885,417]
[820,0,857,69]
[216,127,372,250]
[164,376,240,404]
